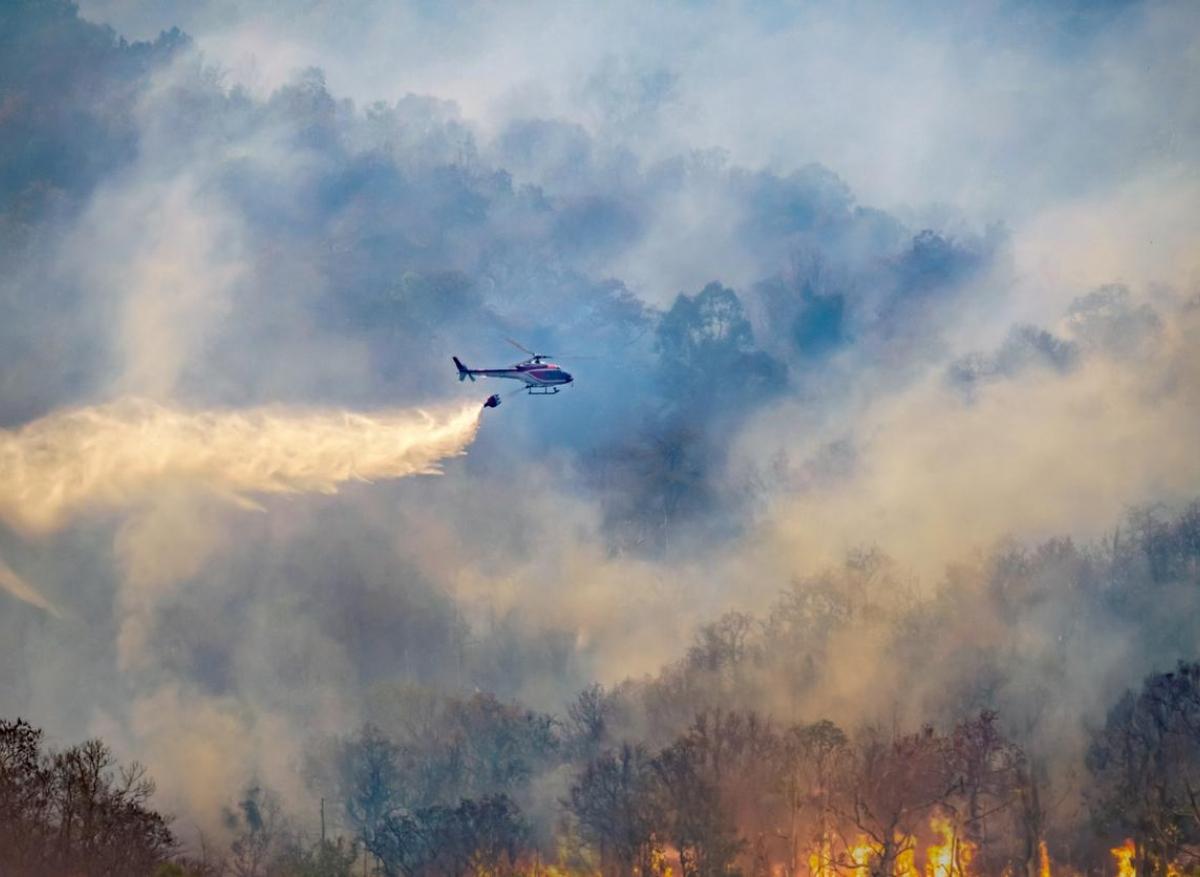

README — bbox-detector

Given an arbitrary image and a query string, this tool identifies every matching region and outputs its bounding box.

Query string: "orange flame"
[803,817,978,877]
[1111,840,1135,877]
[809,837,834,877]
[925,816,973,877]
[850,838,878,877]
[897,844,920,877]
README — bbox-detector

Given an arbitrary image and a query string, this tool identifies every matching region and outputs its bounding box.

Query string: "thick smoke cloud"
[1,0,1197,845]
[76,0,1199,217]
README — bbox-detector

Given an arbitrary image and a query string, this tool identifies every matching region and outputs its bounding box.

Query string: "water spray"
[0,397,483,610]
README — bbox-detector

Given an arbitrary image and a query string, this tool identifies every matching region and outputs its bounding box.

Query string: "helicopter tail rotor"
[452,356,475,381]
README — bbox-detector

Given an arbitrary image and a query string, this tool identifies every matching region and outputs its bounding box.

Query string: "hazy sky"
[78,0,1197,216]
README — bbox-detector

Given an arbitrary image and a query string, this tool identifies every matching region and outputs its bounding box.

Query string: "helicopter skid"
[526,386,561,395]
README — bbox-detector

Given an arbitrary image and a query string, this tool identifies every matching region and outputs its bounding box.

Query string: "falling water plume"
[0,397,483,609]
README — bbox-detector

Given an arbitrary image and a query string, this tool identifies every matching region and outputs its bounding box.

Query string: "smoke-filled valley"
[1,0,1198,875]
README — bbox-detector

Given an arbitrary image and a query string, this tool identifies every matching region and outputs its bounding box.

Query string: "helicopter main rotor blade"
[504,337,599,361]
[504,337,537,357]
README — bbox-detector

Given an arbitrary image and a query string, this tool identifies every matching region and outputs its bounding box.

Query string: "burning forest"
[5,502,1200,875]
[2,0,1199,875]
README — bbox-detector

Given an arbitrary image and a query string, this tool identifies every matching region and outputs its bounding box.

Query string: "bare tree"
[565,684,615,760]
[1087,661,1200,876]
[568,744,663,877]
[778,720,850,877]
[369,794,527,877]
[0,721,175,876]
[224,784,286,877]
[0,718,53,873]
[832,725,958,877]
[944,711,1025,870]
[652,734,744,877]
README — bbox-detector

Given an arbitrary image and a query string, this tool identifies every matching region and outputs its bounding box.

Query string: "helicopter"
[454,339,574,396]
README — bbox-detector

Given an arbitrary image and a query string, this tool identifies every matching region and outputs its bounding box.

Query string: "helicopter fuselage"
[453,356,573,393]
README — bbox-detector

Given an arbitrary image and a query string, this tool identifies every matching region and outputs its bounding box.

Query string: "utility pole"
[320,796,326,845]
